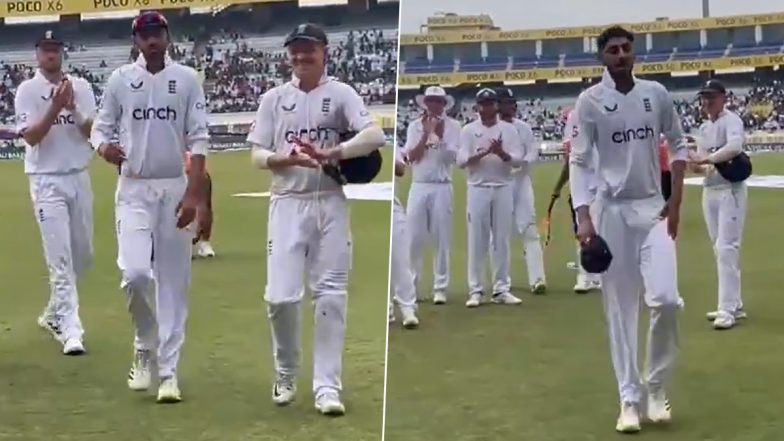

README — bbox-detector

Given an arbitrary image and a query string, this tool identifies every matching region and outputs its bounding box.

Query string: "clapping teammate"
[404,86,460,304]
[91,12,209,403]
[570,26,687,433]
[458,88,525,307]
[496,87,547,294]
[15,30,96,355]
[247,23,385,415]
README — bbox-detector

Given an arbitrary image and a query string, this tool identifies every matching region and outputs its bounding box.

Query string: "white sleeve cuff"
[251,148,275,169]
[569,163,594,209]
[189,140,209,156]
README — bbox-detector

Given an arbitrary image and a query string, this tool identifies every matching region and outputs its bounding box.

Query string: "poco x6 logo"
[612,126,655,143]
[285,126,336,143]
[132,106,177,121]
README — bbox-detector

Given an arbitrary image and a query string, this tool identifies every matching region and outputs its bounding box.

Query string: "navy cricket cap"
[475,88,498,103]
[132,11,169,35]
[580,234,613,274]
[714,151,752,183]
[284,23,328,47]
[699,79,727,95]
[36,30,63,48]
[495,87,516,103]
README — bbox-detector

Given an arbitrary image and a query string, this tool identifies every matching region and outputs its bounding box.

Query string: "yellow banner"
[0,0,286,19]
[402,11,784,45]
[426,14,493,28]
[399,54,784,86]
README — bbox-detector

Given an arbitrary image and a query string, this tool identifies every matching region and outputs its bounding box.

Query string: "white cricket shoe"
[712,311,737,330]
[315,389,346,416]
[616,401,641,433]
[194,241,216,258]
[62,338,85,356]
[433,291,447,305]
[531,280,547,295]
[37,314,63,343]
[706,308,746,322]
[573,276,593,294]
[399,306,419,329]
[646,389,672,423]
[491,292,523,305]
[127,349,153,391]
[272,374,297,406]
[157,377,182,403]
[465,293,482,308]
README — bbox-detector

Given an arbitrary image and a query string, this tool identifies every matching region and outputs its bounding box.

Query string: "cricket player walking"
[496,87,547,294]
[389,147,419,328]
[570,26,687,433]
[247,23,386,415]
[551,107,602,293]
[404,86,460,304]
[689,80,747,330]
[15,30,96,355]
[458,88,525,308]
[91,12,209,403]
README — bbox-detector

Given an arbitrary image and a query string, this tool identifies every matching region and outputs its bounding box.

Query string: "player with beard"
[91,11,209,404]
[570,26,687,433]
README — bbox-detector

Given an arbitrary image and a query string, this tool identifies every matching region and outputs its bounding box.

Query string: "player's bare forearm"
[407,137,428,162]
[22,104,60,146]
[575,205,592,224]
[186,154,206,202]
[77,119,93,139]
[669,160,686,210]
[394,161,406,177]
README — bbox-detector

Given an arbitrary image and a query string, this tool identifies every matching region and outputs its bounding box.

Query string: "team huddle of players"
[390,25,751,435]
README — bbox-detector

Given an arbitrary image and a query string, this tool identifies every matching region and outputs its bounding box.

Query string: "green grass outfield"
[0,149,393,441]
[385,155,784,441]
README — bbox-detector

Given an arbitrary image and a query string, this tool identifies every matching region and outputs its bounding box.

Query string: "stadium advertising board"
[0,0,286,19]
[399,54,784,86]
[426,14,493,28]
[401,12,784,45]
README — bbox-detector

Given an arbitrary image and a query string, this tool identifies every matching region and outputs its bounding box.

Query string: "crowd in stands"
[0,28,396,124]
[397,79,784,146]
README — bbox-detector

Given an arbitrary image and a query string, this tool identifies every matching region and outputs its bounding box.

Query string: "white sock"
[267,301,301,379]
[313,295,346,395]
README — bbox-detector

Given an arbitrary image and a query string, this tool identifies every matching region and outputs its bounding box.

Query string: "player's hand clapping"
[293,138,341,164]
[52,79,73,111]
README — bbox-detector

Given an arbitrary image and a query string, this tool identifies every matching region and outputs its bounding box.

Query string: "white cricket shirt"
[562,108,599,192]
[569,70,688,209]
[90,54,210,179]
[403,114,460,183]
[15,70,96,175]
[247,73,375,197]
[508,117,538,175]
[457,118,525,187]
[394,146,405,207]
[696,109,746,188]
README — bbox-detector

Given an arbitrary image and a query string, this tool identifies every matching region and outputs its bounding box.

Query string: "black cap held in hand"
[36,30,63,48]
[714,151,752,183]
[580,234,613,274]
[284,23,329,47]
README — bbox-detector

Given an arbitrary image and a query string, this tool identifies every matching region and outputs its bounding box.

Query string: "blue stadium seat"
[562,55,599,67]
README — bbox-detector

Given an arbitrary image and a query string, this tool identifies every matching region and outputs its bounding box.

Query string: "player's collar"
[135,52,173,69]
[290,71,330,89]
[600,68,638,90]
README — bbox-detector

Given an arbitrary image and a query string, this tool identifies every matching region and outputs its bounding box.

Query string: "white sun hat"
[415,86,455,111]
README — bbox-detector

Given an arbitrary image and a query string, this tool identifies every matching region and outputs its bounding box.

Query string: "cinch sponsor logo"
[284,126,337,143]
[611,126,655,143]
[53,114,75,126]
[132,106,177,121]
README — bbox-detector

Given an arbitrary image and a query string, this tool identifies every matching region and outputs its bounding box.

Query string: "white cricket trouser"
[115,176,192,379]
[702,184,747,313]
[512,172,546,285]
[29,170,93,340]
[597,197,680,404]
[466,184,514,295]
[406,182,452,294]
[391,201,417,310]
[265,192,351,395]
